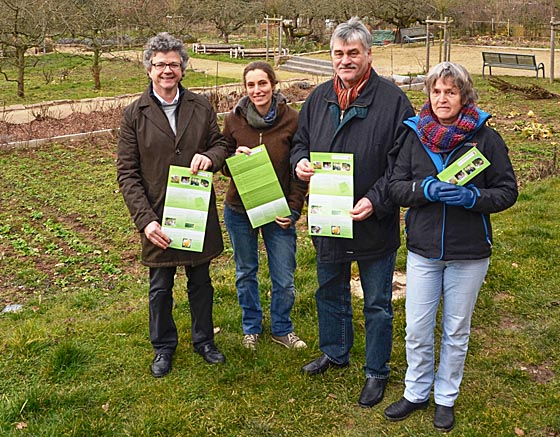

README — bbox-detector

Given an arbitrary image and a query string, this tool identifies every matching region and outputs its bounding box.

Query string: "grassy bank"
[1,77,559,435]
[0,51,237,106]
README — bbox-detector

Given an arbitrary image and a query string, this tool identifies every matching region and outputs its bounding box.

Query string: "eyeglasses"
[151,62,182,71]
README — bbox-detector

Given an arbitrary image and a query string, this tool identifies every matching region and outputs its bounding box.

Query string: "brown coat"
[117,85,230,267]
[222,97,307,216]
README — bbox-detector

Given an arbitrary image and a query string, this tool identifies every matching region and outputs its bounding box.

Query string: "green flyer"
[437,145,491,186]
[161,165,212,252]
[226,145,290,228]
[308,152,354,239]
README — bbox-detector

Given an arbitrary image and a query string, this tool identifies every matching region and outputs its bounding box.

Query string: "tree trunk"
[16,47,25,98]
[92,48,102,90]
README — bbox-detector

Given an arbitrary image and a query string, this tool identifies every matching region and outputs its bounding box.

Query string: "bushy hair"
[143,32,188,71]
[424,62,478,103]
[330,17,372,52]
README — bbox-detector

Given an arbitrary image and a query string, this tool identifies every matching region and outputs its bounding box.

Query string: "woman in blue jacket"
[385,62,517,432]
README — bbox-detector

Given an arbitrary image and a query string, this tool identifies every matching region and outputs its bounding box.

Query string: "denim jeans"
[224,206,297,336]
[315,252,396,378]
[403,251,489,407]
[149,263,215,354]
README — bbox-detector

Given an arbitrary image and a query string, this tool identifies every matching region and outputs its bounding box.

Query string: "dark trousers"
[148,263,215,354]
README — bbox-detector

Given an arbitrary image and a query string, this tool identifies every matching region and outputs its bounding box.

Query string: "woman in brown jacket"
[222,62,308,351]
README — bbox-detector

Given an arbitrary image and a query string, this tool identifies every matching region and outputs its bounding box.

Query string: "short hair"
[143,32,188,71]
[242,61,277,87]
[330,17,372,52]
[424,62,478,103]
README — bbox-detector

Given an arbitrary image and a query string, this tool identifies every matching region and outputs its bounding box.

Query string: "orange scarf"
[333,68,372,111]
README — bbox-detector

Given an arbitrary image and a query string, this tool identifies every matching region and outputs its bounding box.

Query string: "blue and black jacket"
[389,110,518,261]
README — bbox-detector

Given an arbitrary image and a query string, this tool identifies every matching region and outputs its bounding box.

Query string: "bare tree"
[367,0,431,29]
[195,0,260,43]
[122,0,199,39]
[0,0,59,98]
[61,0,121,91]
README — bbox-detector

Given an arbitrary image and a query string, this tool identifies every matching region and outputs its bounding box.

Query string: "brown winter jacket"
[117,84,230,267]
[222,95,307,218]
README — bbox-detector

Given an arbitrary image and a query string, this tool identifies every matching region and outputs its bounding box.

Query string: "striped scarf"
[333,68,372,111]
[417,100,479,153]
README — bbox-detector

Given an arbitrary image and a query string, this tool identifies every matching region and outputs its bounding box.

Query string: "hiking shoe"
[272,332,307,349]
[242,334,259,350]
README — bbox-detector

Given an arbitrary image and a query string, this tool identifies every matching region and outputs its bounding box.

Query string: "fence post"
[551,17,560,83]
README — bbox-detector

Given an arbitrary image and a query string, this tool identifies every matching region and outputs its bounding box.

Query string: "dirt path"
[2,44,556,124]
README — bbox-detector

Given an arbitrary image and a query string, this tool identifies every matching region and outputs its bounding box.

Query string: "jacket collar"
[138,83,196,144]
[325,68,381,108]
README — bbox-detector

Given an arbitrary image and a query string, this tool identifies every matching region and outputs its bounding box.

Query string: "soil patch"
[0,83,314,144]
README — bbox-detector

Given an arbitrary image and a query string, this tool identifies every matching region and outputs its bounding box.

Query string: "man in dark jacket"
[291,17,414,407]
[117,33,230,378]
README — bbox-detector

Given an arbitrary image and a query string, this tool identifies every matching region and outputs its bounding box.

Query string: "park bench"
[192,43,243,55]
[399,27,434,46]
[482,52,545,78]
[230,47,290,59]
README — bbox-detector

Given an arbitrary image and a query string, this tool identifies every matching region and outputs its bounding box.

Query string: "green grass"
[0,77,559,435]
[0,51,237,106]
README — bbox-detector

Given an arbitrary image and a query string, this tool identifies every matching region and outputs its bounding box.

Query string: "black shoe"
[151,353,172,378]
[301,354,349,376]
[384,397,429,421]
[434,404,455,432]
[196,343,226,364]
[358,377,388,408]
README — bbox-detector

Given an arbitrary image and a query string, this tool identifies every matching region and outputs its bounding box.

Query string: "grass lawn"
[0,51,238,107]
[0,72,559,435]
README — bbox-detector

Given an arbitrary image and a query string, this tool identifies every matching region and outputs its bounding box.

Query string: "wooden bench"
[192,43,243,55]
[399,27,433,46]
[482,52,545,78]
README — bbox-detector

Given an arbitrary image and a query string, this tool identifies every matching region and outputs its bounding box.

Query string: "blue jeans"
[224,206,297,336]
[315,252,396,378]
[404,251,489,407]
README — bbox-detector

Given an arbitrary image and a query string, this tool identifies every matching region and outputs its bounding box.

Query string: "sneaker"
[272,332,307,349]
[242,333,259,350]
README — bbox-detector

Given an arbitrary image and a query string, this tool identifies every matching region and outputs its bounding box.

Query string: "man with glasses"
[117,33,230,377]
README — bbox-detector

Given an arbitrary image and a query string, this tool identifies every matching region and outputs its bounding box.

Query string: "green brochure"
[161,165,212,252]
[226,145,290,228]
[308,152,354,239]
[437,145,491,186]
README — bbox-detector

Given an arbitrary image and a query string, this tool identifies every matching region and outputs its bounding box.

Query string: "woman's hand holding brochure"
[438,185,475,207]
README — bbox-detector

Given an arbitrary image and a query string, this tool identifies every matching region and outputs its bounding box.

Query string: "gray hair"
[330,17,372,52]
[143,32,188,71]
[424,62,478,103]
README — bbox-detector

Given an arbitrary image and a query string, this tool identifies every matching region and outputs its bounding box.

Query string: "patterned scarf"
[417,100,480,153]
[333,67,372,111]
[236,94,282,130]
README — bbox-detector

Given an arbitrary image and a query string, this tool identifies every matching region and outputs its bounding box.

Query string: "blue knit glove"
[425,180,450,202]
[438,185,476,207]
